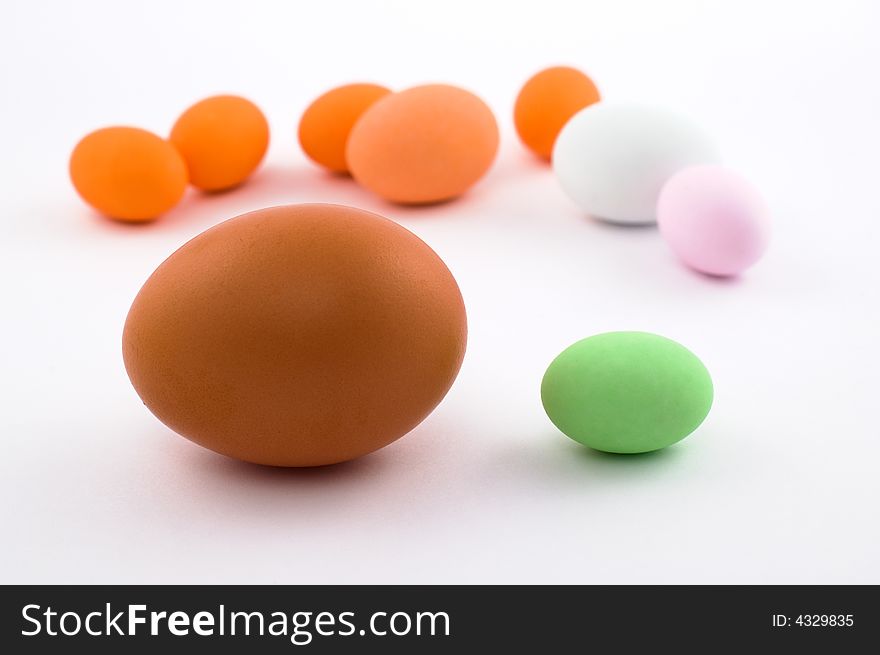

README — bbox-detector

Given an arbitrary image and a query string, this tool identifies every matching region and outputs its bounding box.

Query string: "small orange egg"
[514,66,601,160]
[347,84,499,204]
[69,126,188,222]
[298,83,391,173]
[170,95,269,191]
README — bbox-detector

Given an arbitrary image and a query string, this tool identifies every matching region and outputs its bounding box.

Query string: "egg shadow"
[128,428,435,537]
[691,268,746,286]
[379,191,486,222]
[586,214,658,230]
[576,442,680,465]
[494,431,692,492]
[181,440,396,490]
[75,206,169,234]
[661,251,749,288]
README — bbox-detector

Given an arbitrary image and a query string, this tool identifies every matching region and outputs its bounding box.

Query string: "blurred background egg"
[122,203,467,467]
[299,83,391,174]
[170,94,269,191]
[346,84,499,204]
[658,165,770,277]
[553,103,720,224]
[69,126,188,222]
[514,65,600,161]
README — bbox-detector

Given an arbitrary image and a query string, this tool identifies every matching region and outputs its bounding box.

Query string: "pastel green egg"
[541,332,713,453]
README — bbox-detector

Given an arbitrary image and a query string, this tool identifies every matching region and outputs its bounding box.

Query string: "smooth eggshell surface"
[514,66,600,161]
[298,83,392,173]
[346,84,499,204]
[552,103,721,224]
[123,204,467,467]
[541,332,713,453]
[69,126,188,222]
[657,165,769,276]
[170,95,269,191]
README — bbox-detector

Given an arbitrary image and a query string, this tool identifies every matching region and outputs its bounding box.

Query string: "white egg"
[552,103,721,225]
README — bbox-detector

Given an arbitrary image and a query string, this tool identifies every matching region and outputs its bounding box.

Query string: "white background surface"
[2,0,879,584]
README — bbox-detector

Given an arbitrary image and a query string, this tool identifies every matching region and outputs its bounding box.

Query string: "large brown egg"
[123,204,467,466]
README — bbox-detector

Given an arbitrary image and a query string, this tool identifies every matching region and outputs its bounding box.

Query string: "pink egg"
[657,165,769,277]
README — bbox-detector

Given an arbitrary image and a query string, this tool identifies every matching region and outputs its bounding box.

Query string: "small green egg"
[541,331,713,453]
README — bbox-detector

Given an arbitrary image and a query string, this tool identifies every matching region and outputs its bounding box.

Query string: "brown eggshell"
[123,204,467,466]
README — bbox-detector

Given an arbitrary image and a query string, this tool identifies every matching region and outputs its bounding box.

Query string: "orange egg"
[514,66,601,160]
[170,95,269,191]
[298,83,391,173]
[123,204,467,467]
[347,84,499,204]
[69,126,188,222]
